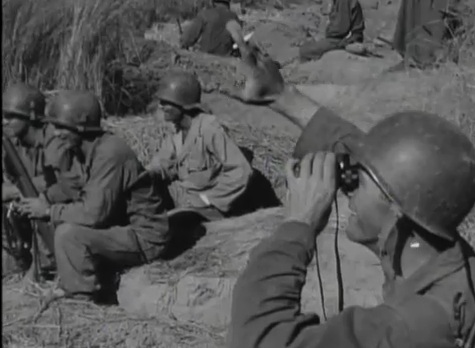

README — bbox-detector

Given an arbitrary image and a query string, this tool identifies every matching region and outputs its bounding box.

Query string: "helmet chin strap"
[377,204,403,290]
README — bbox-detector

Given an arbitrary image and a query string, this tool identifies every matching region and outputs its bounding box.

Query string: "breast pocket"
[185,138,209,173]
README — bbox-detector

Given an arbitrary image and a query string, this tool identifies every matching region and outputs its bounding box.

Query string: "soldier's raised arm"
[225,20,364,158]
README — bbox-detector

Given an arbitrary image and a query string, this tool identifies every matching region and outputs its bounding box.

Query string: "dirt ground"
[3,0,475,347]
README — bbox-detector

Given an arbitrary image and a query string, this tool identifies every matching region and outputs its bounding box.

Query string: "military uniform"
[228,107,475,348]
[299,0,365,61]
[180,2,240,56]
[149,113,252,219]
[44,90,170,297]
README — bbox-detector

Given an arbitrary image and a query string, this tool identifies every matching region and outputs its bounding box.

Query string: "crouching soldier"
[2,83,82,275]
[180,0,241,57]
[227,25,475,348]
[18,91,171,302]
[148,71,253,221]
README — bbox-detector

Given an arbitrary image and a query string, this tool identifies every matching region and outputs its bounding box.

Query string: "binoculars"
[292,153,359,194]
[336,153,359,194]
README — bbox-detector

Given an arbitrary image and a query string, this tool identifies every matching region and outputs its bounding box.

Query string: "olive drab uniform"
[180,1,240,56]
[228,107,475,348]
[49,132,170,295]
[299,0,365,61]
[149,113,253,219]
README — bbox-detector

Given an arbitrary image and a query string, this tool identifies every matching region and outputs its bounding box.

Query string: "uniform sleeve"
[49,152,126,228]
[44,170,83,204]
[42,138,82,203]
[203,126,252,213]
[228,221,417,348]
[293,106,365,159]
[148,135,178,181]
[180,12,205,49]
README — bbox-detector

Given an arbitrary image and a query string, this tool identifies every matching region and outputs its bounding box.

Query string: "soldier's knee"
[54,223,78,247]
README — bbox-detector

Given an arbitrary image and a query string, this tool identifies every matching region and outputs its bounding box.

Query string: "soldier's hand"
[17,198,51,220]
[284,152,337,233]
[226,20,285,104]
[2,183,21,202]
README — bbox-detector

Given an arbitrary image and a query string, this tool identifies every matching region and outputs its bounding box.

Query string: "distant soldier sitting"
[147,71,254,221]
[180,0,241,57]
[299,0,365,61]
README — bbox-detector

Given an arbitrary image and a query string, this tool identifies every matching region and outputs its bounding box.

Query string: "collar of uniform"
[33,126,47,148]
[384,241,470,302]
[83,133,106,170]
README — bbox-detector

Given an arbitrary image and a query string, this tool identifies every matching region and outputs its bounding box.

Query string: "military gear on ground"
[156,72,203,110]
[46,91,103,133]
[355,111,475,241]
[2,83,46,122]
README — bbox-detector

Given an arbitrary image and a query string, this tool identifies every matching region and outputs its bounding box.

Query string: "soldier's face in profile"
[53,126,81,149]
[347,168,393,247]
[160,102,183,125]
[2,114,29,138]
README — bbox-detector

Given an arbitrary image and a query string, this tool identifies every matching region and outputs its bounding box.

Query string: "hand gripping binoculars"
[292,153,359,194]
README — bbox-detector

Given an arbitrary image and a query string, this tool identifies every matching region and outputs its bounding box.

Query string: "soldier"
[2,83,82,275]
[18,91,171,302]
[180,0,241,57]
[148,71,253,221]
[227,23,475,348]
[2,83,80,204]
[299,0,365,62]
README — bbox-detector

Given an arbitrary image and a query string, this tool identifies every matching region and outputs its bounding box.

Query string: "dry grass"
[1,0,210,110]
[2,278,225,347]
[2,1,475,347]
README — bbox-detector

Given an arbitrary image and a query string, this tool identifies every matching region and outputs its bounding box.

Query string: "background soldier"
[299,0,365,62]
[226,22,475,348]
[18,91,171,303]
[148,71,254,221]
[180,0,241,56]
[2,83,81,276]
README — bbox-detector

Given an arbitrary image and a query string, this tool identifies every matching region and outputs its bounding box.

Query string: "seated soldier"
[2,83,81,204]
[18,91,171,302]
[147,71,253,221]
[299,0,365,62]
[227,24,475,348]
[2,83,82,275]
[180,0,241,57]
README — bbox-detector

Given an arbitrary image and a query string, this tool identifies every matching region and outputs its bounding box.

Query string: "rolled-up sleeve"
[202,127,252,212]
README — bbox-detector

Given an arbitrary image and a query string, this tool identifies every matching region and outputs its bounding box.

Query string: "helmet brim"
[44,117,103,133]
[350,138,455,241]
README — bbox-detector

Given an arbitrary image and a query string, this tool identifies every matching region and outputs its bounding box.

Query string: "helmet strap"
[377,204,403,281]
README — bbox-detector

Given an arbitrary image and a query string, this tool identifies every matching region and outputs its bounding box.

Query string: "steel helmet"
[355,111,475,241]
[46,90,103,133]
[155,71,204,110]
[2,83,46,122]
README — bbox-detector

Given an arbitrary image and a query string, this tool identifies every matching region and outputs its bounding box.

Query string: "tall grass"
[2,0,211,112]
